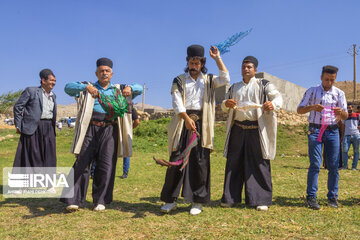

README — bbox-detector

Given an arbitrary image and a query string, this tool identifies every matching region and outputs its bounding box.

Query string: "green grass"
[0,122,360,239]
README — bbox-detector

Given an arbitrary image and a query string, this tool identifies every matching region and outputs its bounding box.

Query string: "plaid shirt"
[298,85,347,125]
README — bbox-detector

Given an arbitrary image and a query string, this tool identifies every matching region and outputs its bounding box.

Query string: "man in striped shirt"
[340,102,360,170]
[297,65,348,210]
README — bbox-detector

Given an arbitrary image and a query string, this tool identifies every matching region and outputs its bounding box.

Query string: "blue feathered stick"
[213,28,253,55]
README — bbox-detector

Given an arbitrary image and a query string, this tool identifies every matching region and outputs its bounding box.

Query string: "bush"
[134,118,170,138]
[133,118,171,153]
[0,90,23,114]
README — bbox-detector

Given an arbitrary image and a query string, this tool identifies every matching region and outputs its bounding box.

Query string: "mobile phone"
[210,46,218,54]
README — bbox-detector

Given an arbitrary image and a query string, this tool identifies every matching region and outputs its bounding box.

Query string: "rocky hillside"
[334,80,360,101]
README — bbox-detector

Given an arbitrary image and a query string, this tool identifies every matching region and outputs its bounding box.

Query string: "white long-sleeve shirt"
[221,77,283,121]
[172,71,230,114]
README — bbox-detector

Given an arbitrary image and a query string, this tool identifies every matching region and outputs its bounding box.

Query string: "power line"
[230,52,348,77]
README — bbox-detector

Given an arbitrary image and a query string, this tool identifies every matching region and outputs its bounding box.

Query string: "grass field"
[0,119,360,239]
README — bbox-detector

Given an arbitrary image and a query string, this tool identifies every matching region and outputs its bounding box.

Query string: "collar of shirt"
[94,81,115,90]
[185,72,205,82]
[242,76,257,86]
[41,87,54,96]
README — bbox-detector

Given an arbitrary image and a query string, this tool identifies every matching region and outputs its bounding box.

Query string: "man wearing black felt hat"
[220,56,283,211]
[160,44,230,215]
[60,57,143,211]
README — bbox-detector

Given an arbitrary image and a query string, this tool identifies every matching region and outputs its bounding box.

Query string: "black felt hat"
[187,45,205,58]
[96,57,113,68]
[242,56,258,68]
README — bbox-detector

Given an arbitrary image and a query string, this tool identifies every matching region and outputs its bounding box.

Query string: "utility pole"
[348,44,359,101]
[142,83,145,111]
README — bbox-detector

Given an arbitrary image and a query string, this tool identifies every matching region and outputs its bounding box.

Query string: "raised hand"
[209,46,220,60]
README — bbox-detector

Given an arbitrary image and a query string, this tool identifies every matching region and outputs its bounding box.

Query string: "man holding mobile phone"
[297,65,348,210]
[160,45,230,215]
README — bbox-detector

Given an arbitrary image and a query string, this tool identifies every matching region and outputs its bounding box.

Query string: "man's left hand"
[122,86,132,97]
[263,101,274,111]
[209,46,221,60]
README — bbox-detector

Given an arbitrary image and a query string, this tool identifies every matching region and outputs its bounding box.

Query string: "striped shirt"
[342,112,360,135]
[298,85,347,125]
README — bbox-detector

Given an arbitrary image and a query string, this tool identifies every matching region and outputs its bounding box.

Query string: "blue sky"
[0,0,359,108]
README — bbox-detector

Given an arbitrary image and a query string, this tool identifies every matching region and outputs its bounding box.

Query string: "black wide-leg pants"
[161,119,211,204]
[60,124,118,207]
[13,120,57,168]
[221,124,272,206]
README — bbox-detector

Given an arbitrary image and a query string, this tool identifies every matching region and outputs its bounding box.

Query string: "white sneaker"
[256,205,268,211]
[160,203,177,213]
[190,203,202,215]
[93,204,106,211]
[66,205,79,212]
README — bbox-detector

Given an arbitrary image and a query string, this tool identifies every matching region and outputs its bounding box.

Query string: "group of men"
[12,43,354,215]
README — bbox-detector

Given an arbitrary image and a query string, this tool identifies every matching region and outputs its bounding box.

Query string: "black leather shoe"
[306,197,320,210]
[120,172,128,179]
[328,198,338,208]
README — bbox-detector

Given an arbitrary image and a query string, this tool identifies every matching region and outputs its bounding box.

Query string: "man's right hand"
[311,104,325,112]
[225,99,237,109]
[86,85,99,98]
[185,118,197,132]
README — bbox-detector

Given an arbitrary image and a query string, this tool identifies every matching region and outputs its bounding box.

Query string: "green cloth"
[98,88,128,120]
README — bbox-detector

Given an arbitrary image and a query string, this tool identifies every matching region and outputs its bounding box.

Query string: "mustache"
[189,68,199,73]
[101,74,109,79]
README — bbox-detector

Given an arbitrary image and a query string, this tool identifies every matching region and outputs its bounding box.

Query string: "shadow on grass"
[0,197,70,219]
[273,196,306,207]
[139,196,239,208]
[339,197,360,207]
[274,196,360,208]
[108,197,244,218]
[0,185,99,218]
[109,199,187,218]
[281,165,309,170]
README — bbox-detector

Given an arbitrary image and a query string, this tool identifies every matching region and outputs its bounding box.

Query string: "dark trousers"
[221,124,272,206]
[60,124,118,206]
[13,120,56,168]
[161,120,211,204]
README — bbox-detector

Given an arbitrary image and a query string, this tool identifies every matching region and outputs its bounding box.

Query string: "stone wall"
[213,72,307,113]
[255,72,307,112]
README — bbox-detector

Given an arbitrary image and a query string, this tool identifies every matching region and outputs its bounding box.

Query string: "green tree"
[0,90,23,114]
